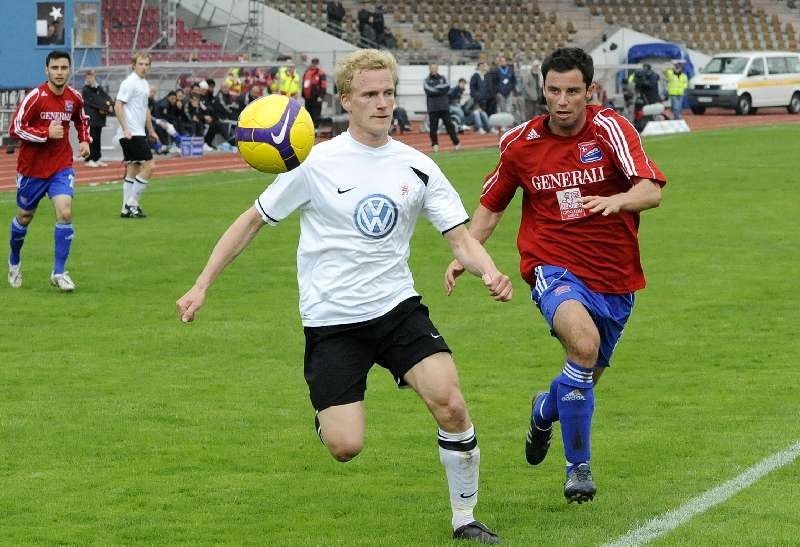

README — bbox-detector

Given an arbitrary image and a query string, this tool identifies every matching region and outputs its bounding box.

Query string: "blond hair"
[334,49,397,97]
[131,51,151,65]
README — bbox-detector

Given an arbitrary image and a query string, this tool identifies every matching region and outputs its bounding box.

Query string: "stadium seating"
[578,0,799,53]
[102,0,239,64]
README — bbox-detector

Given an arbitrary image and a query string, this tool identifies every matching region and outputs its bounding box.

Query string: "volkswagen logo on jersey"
[578,140,603,163]
[354,194,398,239]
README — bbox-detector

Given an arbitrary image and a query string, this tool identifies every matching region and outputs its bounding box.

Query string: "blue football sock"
[9,218,27,266]
[532,377,560,428]
[556,360,595,473]
[53,223,73,274]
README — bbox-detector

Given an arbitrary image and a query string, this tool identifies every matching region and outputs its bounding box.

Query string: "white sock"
[123,177,135,208]
[133,176,149,206]
[438,425,479,530]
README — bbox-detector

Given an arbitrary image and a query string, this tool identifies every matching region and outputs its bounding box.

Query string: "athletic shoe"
[96,160,109,167]
[454,144,462,151]
[564,463,596,504]
[452,521,501,544]
[8,261,22,288]
[130,206,147,218]
[432,144,440,153]
[50,271,76,292]
[525,391,552,465]
[85,160,100,168]
[476,129,487,135]
[120,205,134,218]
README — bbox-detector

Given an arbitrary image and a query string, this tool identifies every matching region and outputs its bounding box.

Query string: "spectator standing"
[302,58,328,129]
[424,64,460,152]
[357,7,371,34]
[522,60,545,119]
[664,60,688,120]
[81,69,114,167]
[491,55,517,127]
[360,16,377,47]
[372,5,385,45]
[326,1,346,37]
[273,63,301,99]
[470,61,496,130]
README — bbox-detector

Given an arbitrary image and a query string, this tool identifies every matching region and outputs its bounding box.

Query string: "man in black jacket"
[423,64,460,152]
[81,69,114,166]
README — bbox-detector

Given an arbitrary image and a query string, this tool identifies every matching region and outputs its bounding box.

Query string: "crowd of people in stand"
[78,57,329,165]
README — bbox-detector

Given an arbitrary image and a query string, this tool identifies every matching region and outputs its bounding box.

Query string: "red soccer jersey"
[480,105,666,294]
[9,83,90,179]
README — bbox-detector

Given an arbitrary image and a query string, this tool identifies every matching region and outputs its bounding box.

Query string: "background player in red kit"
[445,47,666,503]
[8,50,90,292]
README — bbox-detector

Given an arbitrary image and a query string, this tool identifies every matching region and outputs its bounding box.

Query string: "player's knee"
[16,211,34,225]
[57,210,72,223]
[429,388,469,430]
[326,438,363,462]
[570,335,600,365]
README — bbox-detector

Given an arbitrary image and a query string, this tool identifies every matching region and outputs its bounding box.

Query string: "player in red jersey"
[7,50,90,292]
[445,48,666,503]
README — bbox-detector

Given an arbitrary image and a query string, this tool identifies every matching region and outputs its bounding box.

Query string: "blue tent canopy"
[627,42,695,78]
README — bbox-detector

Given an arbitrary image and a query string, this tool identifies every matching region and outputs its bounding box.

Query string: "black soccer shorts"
[303,296,451,411]
[119,135,153,163]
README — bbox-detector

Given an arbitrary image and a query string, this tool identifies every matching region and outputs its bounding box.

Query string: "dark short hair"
[205,78,215,86]
[167,90,177,97]
[458,78,467,83]
[46,50,71,67]
[541,47,594,87]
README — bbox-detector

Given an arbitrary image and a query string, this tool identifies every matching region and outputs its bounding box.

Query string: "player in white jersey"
[114,52,159,218]
[177,49,510,544]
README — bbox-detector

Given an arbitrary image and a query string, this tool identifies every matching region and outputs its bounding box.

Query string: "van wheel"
[788,92,800,114]
[735,94,752,115]
[691,106,706,115]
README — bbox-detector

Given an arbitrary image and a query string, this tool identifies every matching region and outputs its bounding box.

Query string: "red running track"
[2,109,797,192]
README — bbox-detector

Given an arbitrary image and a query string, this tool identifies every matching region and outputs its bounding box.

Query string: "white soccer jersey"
[115,72,149,137]
[255,131,469,327]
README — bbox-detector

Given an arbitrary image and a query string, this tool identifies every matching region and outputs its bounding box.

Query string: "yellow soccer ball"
[236,95,315,173]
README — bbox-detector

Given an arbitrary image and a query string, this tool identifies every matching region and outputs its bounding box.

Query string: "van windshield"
[703,57,749,74]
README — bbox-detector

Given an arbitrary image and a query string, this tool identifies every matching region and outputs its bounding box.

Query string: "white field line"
[604,441,800,547]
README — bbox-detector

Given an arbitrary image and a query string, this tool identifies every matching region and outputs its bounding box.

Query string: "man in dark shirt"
[81,69,114,167]
[423,64,460,152]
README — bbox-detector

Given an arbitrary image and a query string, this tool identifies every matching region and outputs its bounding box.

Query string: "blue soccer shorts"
[16,168,75,210]
[531,265,635,367]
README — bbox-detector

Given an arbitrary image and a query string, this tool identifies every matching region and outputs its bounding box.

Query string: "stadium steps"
[750,0,800,44]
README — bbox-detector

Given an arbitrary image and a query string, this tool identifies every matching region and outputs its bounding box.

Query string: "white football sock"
[123,177,135,208]
[132,176,149,206]
[438,425,480,530]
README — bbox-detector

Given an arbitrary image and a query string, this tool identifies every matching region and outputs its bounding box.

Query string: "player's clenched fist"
[48,120,64,139]
[176,285,207,323]
[482,272,513,302]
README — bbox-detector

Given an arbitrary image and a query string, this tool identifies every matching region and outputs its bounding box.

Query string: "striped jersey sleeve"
[9,89,48,143]
[479,122,529,212]
[592,108,666,186]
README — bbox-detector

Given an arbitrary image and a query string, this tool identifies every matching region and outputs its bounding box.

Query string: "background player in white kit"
[177,49,510,545]
[114,52,159,218]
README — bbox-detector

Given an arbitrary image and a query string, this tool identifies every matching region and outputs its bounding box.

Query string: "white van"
[687,51,800,115]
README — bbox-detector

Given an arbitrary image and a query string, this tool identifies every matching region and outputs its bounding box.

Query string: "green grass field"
[1,125,799,546]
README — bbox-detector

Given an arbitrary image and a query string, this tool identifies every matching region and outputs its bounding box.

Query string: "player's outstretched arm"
[444,225,512,302]
[444,204,505,295]
[580,178,662,216]
[176,207,265,322]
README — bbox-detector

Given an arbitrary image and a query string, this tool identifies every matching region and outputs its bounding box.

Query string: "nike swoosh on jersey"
[271,111,291,144]
[337,187,355,194]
